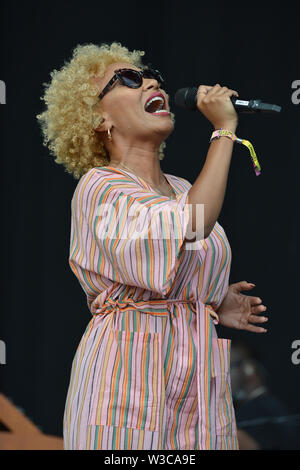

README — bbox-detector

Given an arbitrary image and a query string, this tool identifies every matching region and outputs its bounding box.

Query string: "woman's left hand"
[211,281,268,333]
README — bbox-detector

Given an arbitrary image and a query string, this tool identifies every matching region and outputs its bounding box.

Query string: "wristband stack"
[210,128,261,176]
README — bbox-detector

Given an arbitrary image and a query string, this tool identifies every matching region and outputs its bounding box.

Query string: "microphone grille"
[174,87,198,110]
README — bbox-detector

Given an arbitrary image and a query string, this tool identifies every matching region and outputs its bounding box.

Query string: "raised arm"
[186,84,239,240]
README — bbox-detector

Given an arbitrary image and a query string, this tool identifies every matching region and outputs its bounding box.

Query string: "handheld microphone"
[174,87,282,114]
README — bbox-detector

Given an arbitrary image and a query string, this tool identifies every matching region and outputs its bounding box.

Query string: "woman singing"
[36,42,268,450]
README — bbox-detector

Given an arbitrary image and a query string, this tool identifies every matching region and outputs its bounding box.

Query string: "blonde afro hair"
[36,42,173,180]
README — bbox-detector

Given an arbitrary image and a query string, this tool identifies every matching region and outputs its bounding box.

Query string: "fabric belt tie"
[92,297,219,324]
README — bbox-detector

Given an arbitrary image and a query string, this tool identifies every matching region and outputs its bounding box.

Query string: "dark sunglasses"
[98,65,165,101]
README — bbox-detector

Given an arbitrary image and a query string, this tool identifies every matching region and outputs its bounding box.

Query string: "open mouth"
[144,95,170,115]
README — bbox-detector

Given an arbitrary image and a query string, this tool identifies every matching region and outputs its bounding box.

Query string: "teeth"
[145,96,164,112]
[152,109,170,114]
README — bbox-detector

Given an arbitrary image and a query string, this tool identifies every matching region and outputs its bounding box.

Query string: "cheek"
[111,100,144,122]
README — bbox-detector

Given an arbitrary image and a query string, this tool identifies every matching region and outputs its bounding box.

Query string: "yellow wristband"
[210,128,261,176]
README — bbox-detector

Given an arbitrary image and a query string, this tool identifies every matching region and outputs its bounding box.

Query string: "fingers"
[202,84,223,101]
[250,296,267,307]
[250,299,268,321]
[213,85,239,98]
[196,83,239,128]
[203,84,239,100]
[247,310,268,334]
[251,300,267,319]
[245,324,267,334]
[197,85,214,98]
[251,304,267,313]
[197,84,239,102]
[248,314,268,324]
[252,296,263,304]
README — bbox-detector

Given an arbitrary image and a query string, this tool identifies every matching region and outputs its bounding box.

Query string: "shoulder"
[72,167,144,206]
[72,168,111,202]
[75,166,137,192]
[165,173,192,190]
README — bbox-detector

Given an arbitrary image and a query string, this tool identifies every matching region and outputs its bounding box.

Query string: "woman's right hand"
[196,84,239,132]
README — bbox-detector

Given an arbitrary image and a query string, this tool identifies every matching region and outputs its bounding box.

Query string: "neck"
[108,144,165,187]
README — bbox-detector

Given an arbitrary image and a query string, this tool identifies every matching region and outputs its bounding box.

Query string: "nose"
[142,77,160,91]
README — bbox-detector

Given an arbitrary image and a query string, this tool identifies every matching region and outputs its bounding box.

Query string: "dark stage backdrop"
[0,3,299,440]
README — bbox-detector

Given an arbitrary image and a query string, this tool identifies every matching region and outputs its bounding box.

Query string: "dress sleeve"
[69,168,192,297]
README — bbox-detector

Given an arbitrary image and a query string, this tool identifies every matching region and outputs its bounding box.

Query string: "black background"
[0,3,299,440]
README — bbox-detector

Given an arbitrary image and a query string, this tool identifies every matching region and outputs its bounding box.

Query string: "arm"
[188,133,236,239]
[185,84,238,240]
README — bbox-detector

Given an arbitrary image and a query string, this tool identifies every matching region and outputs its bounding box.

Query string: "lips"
[144,92,171,118]
[144,92,166,111]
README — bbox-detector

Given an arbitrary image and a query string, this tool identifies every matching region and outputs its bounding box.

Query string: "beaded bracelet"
[210,128,261,176]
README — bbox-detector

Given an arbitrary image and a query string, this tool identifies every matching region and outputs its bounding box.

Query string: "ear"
[94,117,106,133]
[94,114,111,134]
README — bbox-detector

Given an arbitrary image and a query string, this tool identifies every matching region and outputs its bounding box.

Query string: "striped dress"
[63,166,239,450]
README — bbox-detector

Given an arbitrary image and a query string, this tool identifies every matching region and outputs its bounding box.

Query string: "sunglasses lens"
[119,70,142,88]
[143,68,164,86]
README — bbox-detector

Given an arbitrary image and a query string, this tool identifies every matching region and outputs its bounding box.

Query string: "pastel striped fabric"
[63,166,238,450]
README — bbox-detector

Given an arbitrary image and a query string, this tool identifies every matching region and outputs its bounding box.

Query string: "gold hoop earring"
[107,128,112,141]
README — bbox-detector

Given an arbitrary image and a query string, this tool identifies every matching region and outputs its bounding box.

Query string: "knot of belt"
[92,297,219,323]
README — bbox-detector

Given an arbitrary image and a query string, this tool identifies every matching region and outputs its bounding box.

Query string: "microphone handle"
[231,97,282,114]
[175,87,281,113]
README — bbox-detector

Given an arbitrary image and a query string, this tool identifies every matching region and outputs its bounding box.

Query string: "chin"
[157,115,174,134]
[163,119,175,138]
